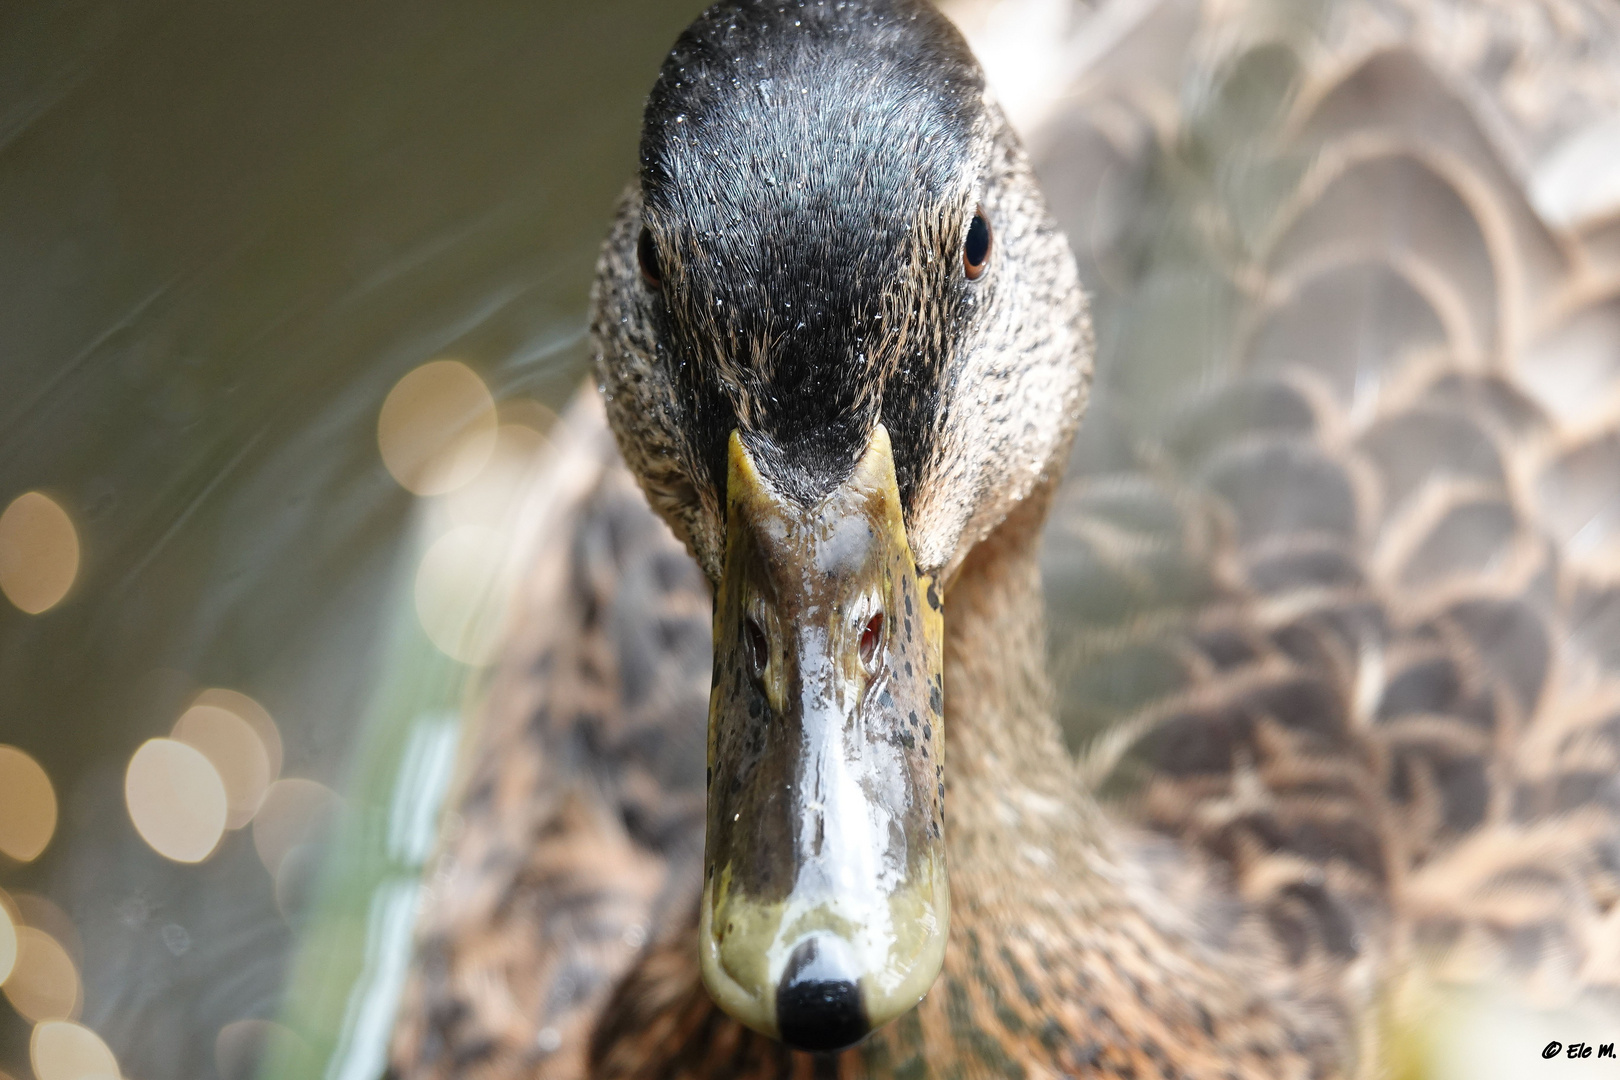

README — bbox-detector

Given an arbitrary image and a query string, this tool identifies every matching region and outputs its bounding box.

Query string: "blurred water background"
[0,3,709,1077]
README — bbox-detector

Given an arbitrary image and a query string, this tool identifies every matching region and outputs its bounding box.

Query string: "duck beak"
[700,424,949,1052]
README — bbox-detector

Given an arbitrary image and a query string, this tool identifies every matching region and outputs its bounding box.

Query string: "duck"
[388,0,1620,1076]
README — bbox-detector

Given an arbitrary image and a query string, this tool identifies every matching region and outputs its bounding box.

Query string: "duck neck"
[910,485,1345,1079]
[940,482,1103,852]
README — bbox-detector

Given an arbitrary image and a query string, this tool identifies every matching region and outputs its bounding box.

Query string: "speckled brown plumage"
[389,402,714,1078]
[390,0,1620,1076]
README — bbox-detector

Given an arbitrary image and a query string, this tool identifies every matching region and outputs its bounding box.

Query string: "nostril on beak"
[775,934,870,1052]
[858,610,884,672]
[744,614,769,679]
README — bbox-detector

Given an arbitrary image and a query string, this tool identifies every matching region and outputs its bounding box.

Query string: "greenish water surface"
[0,3,704,1076]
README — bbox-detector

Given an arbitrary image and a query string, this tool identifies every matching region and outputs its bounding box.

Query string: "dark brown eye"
[744,615,768,679]
[859,611,884,672]
[637,226,662,288]
[963,207,991,279]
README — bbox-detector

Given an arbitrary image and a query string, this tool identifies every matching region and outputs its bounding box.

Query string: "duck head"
[591,0,1090,1052]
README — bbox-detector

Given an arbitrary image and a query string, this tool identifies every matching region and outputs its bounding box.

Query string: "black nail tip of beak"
[776,936,870,1053]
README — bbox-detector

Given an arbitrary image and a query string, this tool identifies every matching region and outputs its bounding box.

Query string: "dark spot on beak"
[776,935,870,1052]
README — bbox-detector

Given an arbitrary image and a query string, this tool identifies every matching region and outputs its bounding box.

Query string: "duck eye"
[963,207,992,280]
[859,611,884,672]
[637,226,662,289]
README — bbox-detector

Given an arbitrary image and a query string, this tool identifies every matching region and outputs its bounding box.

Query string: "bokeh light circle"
[10,894,79,964]
[125,739,229,863]
[30,1019,119,1080]
[172,705,273,829]
[252,778,342,880]
[414,525,508,664]
[0,492,80,614]
[0,746,57,862]
[377,360,498,495]
[192,688,282,779]
[0,896,16,984]
[444,423,549,528]
[3,927,80,1022]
